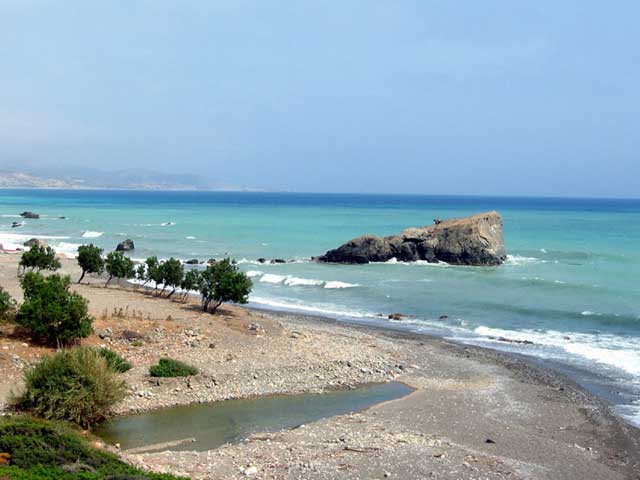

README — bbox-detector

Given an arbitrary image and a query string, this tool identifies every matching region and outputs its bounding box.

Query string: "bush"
[0,416,186,479]
[76,244,104,283]
[0,286,16,323]
[16,273,93,346]
[149,358,198,377]
[12,347,127,427]
[96,347,132,373]
[199,258,252,313]
[104,251,135,286]
[19,245,61,273]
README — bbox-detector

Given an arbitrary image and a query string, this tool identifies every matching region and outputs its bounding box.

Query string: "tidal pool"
[96,382,413,452]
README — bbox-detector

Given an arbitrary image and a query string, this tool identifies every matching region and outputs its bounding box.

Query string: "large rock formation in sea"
[116,239,135,252]
[316,211,506,266]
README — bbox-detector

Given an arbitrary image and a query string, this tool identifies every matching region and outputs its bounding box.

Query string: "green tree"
[16,273,93,346]
[12,347,126,427]
[135,263,147,288]
[76,244,104,283]
[145,255,163,292]
[159,257,183,298]
[19,245,61,273]
[180,269,201,302]
[104,251,135,286]
[0,286,16,323]
[198,258,252,313]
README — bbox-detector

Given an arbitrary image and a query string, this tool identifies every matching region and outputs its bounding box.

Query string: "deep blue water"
[1,189,639,425]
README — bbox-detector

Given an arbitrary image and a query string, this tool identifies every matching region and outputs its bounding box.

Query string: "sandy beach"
[0,254,638,479]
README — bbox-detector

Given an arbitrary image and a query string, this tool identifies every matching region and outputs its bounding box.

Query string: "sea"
[1,189,639,426]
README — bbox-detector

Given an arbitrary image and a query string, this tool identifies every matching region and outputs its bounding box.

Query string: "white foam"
[246,270,263,278]
[615,401,640,428]
[473,326,640,377]
[81,231,103,238]
[376,257,449,267]
[284,276,324,287]
[505,254,544,266]
[249,296,373,319]
[161,222,175,226]
[581,310,598,316]
[0,232,71,251]
[324,281,359,289]
[52,242,82,257]
[0,214,21,218]
[186,236,196,240]
[259,274,287,284]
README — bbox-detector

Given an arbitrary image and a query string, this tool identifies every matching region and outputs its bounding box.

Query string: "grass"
[0,416,186,479]
[149,358,198,377]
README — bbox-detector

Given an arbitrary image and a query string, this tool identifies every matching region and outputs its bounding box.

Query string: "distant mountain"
[0,167,256,191]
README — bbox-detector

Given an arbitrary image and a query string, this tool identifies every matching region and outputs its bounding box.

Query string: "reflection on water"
[95,382,413,452]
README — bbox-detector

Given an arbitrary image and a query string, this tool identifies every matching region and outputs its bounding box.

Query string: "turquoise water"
[95,382,413,451]
[1,190,639,425]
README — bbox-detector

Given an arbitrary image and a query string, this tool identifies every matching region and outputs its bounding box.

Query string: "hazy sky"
[1,1,638,196]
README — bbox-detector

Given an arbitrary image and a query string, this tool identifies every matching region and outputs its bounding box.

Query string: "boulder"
[19,211,40,219]
[317,211,506,266]
[23,238,47,248]
[116,239,135,252]
[388,313,406,320]
[11,222,22,228]
[272,258,286,264]
[185,259,199,265]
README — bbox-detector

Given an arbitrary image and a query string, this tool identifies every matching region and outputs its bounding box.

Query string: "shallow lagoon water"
[95,382,413,452]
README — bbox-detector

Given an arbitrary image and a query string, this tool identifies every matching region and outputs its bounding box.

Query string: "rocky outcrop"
[23,238,47,248]
[116,239,135,252]
[19,211,39,219]
[316,211,506,266]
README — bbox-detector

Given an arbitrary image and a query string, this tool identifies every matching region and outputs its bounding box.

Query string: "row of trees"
[19,243,252,314]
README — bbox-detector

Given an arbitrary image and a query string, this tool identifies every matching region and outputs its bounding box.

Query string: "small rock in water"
[387,313,405,320]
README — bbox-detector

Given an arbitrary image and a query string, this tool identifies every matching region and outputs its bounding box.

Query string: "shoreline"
[1,255,640,478]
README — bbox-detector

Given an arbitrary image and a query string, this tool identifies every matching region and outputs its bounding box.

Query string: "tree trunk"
[209,300,223,313]
[77,270,86,284]
[105,275,113,287]
[167,288,176,298]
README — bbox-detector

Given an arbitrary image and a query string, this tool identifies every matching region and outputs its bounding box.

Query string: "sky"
[1,1,639,197]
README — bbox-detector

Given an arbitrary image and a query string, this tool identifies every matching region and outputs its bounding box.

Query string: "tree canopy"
[76,244,104,283]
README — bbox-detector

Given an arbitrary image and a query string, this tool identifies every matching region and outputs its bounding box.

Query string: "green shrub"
[149,358,198,377]
[19,245,61,273]
[16,273,93,346]
[0,285,16,323]
[199,258,252,313]
[104,251,135,286]
[96,347,132,373]
[76,244,104,283]
[0,416,186,479]
[12,347,126,427]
